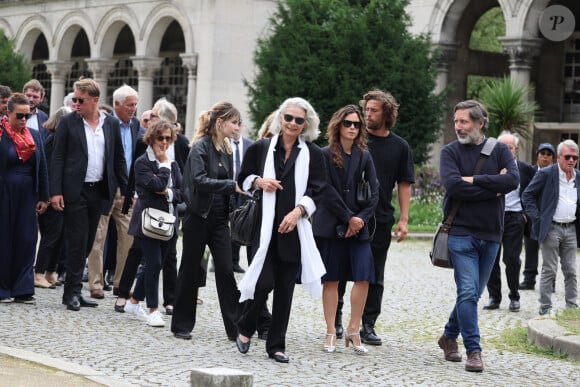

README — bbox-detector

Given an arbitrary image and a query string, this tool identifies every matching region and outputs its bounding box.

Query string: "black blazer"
[127,153,182,238]
[312,146,379,239]
[237,137,327,263]
[0,127,49,202]
[182,134,236,219]
[49,111,128,204]
[517,160,536,237]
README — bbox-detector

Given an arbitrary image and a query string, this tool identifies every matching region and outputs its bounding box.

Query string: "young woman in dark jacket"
[171,101,244,340]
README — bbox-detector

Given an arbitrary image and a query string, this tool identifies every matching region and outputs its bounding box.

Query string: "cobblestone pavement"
[1,239,579,386]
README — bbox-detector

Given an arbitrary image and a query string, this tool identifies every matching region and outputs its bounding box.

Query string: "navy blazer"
[522,163,580,245]
[128,153,183,238]
[36,108,49,142]
[0,127,49,202]
[49,111,128,204]
[312,146,379,239]
[516,160,536,237]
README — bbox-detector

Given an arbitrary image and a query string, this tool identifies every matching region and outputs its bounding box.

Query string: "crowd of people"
[0,78,578,373]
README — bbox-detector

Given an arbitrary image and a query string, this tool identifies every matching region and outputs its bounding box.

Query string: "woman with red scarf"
[0,92,49,303]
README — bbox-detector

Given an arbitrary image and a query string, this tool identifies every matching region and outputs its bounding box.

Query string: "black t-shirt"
[367,131,415,223]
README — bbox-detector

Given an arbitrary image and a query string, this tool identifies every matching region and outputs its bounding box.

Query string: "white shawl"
[238,134,326,302]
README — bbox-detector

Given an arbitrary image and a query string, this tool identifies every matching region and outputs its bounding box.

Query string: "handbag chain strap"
[443,138,498,229]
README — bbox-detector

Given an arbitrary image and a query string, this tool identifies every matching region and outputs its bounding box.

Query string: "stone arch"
[93,6,140,58]
[53,10,95,60]
[0,17,14,39]
[12,15,52,61]
[139,2,193,56]
[520,0,552,37]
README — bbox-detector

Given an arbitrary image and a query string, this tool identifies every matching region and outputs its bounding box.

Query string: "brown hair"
[359,89,399,130]
[22,79,45,96]
[7,93,29,111]
[43,107,69,132]
[326,104,367,168]
[143,120,177,146]
[192,101,240,154]
[74,77,100,98]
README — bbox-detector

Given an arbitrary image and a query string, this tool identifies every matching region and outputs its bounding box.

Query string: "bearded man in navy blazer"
[522,139,580,316]
[50,78,128,311]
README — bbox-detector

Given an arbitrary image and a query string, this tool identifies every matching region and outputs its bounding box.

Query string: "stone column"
[85,59,118,103]
[499,37,542,87]
[130,56,164,116]
[44,60,73,115]
[180,53,198,138]
[430,42,458,167]
[499,37,542,161]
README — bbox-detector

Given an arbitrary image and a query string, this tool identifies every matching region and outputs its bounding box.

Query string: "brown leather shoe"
[438,335,462,362]
[90,289,105,299]
[465,351,484,372]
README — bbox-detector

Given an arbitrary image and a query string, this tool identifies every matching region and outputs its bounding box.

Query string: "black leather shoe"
[519,281,535,290]
[173,331,192,340]
[335,324,344,339]
[79,296,98,307]
[360,325,382,346]
[114,299,125,313]
[66,296,81,311]
[268,352,289,363]
[509,300,520,312]
[103,283,112,291]
[233,264,246,274]
[483,298,500,310]
[236,335,251,354]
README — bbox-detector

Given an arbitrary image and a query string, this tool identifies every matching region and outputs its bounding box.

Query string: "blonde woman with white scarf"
[235,97,327,363]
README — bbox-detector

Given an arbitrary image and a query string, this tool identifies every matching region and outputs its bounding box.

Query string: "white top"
[83,112,106,183]
[553,164,577,223]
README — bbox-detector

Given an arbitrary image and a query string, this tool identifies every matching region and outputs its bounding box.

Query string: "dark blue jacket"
[440,138,519,243]
[312,146,379,239]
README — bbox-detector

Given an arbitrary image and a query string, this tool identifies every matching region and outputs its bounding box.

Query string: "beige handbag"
[141,207,176,241]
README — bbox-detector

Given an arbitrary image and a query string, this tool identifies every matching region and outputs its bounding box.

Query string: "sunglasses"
[283,114,305,125]
[149,113,159,120]
[342,119,361,130]
[563,154,579,161]
[156,136,172,142]
[15,112,32,120]
[71,97,85,104]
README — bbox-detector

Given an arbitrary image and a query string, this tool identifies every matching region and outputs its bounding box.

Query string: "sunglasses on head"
[71,97,85,104]
[342,119,361,130]
[15,112,32,120]
[156,135,172,142]
[563,154,579,161]
[283,114,305,125]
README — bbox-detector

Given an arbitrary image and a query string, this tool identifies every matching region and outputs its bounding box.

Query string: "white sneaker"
[147,310,165,327]
[124,301,147,320]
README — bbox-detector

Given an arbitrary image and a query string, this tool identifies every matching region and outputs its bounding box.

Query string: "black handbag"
[229,193,260,246]
[357,152,372,207]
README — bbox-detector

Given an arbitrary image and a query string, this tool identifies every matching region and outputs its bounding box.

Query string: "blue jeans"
[444,235,499,354]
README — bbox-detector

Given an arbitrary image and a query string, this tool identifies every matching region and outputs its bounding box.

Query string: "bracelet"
[252,177,260,190]
[296,204,306,216]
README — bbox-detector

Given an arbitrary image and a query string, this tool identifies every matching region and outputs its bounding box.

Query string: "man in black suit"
[86,85,140,299]
[22,79,49,141]
[50,78,128,311]
[483,133,535,312]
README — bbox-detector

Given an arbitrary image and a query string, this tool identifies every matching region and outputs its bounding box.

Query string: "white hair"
[113,84,138,104]
[268,97,320,142]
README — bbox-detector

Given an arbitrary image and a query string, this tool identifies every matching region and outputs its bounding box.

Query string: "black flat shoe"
[482,298,500,310]
[173,331,192,340]
[268,352,289,363]
[79,296,98,307]
[236,335,250,354]
[114,301,125,313]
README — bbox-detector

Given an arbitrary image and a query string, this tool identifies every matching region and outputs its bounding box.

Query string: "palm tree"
[479,77,539,140]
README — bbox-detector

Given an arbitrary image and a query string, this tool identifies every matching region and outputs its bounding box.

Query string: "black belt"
[552,220,575,227]
[505,211,522,215]
[84,181,102,188]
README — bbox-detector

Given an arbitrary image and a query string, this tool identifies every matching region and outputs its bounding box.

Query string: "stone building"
[0,0,578,159]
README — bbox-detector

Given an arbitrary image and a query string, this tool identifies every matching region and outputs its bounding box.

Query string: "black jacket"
[182,134,236,218]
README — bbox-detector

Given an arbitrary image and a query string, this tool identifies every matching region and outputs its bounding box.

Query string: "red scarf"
[1,116,36,163]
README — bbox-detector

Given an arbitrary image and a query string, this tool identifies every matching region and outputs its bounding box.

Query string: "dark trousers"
[118,241,142,299]
[36,206,64,273]
[232,242,250,267]
[62,183,103,302]
[486,211,524,302]
[171,209,240,338]
[162,231,178,306]
[132,237,169,309]
[103,218,117,275]
[237,243,300,355]
[337,220,391,328]
[522,235,539,285]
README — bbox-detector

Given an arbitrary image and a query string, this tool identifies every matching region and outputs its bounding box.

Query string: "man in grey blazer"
[522,139,580,316]
[50,78,128,311]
